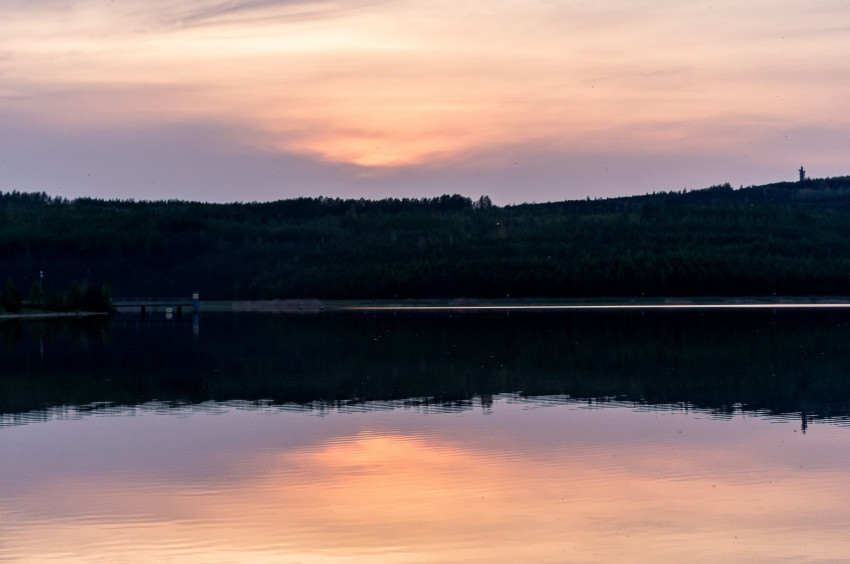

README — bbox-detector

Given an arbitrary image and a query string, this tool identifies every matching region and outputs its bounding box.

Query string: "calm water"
[2,309,850,562]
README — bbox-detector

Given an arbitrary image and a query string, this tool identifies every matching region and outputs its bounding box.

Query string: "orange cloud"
[2,0,850,198]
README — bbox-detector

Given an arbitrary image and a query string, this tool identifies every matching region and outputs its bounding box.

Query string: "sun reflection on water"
[1,399,850,562]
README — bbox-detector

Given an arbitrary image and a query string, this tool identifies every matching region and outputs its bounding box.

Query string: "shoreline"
[212,296,850,313]
[0,311,109,321]
[24,296,850,318]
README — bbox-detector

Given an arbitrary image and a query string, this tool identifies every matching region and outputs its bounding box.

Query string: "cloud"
[170,0,396,27]
[1,0,849,203]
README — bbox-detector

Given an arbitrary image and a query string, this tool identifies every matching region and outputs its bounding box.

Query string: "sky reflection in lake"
[2,398,850,563]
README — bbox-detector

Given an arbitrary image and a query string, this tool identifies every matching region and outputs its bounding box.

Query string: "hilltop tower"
[799,166,806,182]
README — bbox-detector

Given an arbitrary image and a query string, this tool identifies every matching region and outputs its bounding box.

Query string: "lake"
[2,308,850,562]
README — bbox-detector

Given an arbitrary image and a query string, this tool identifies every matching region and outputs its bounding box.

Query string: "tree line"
[2,177,850,300]
[0,276,111,313]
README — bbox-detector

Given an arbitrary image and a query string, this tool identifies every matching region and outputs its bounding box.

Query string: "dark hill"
[2,177,850,299]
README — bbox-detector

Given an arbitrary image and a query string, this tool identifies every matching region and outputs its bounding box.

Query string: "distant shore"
[0,310,109,320]
[12,296,850,320]
[207,296,850,313]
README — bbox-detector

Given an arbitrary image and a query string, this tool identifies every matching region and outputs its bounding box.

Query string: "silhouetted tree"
[1,278,22,313]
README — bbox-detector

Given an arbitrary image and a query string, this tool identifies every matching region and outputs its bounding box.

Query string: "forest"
[2,176,850,302]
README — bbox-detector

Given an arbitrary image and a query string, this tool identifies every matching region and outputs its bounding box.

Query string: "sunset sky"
[2,0,849,204]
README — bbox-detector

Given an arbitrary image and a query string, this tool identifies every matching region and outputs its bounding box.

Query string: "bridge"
[111,294,199,316]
